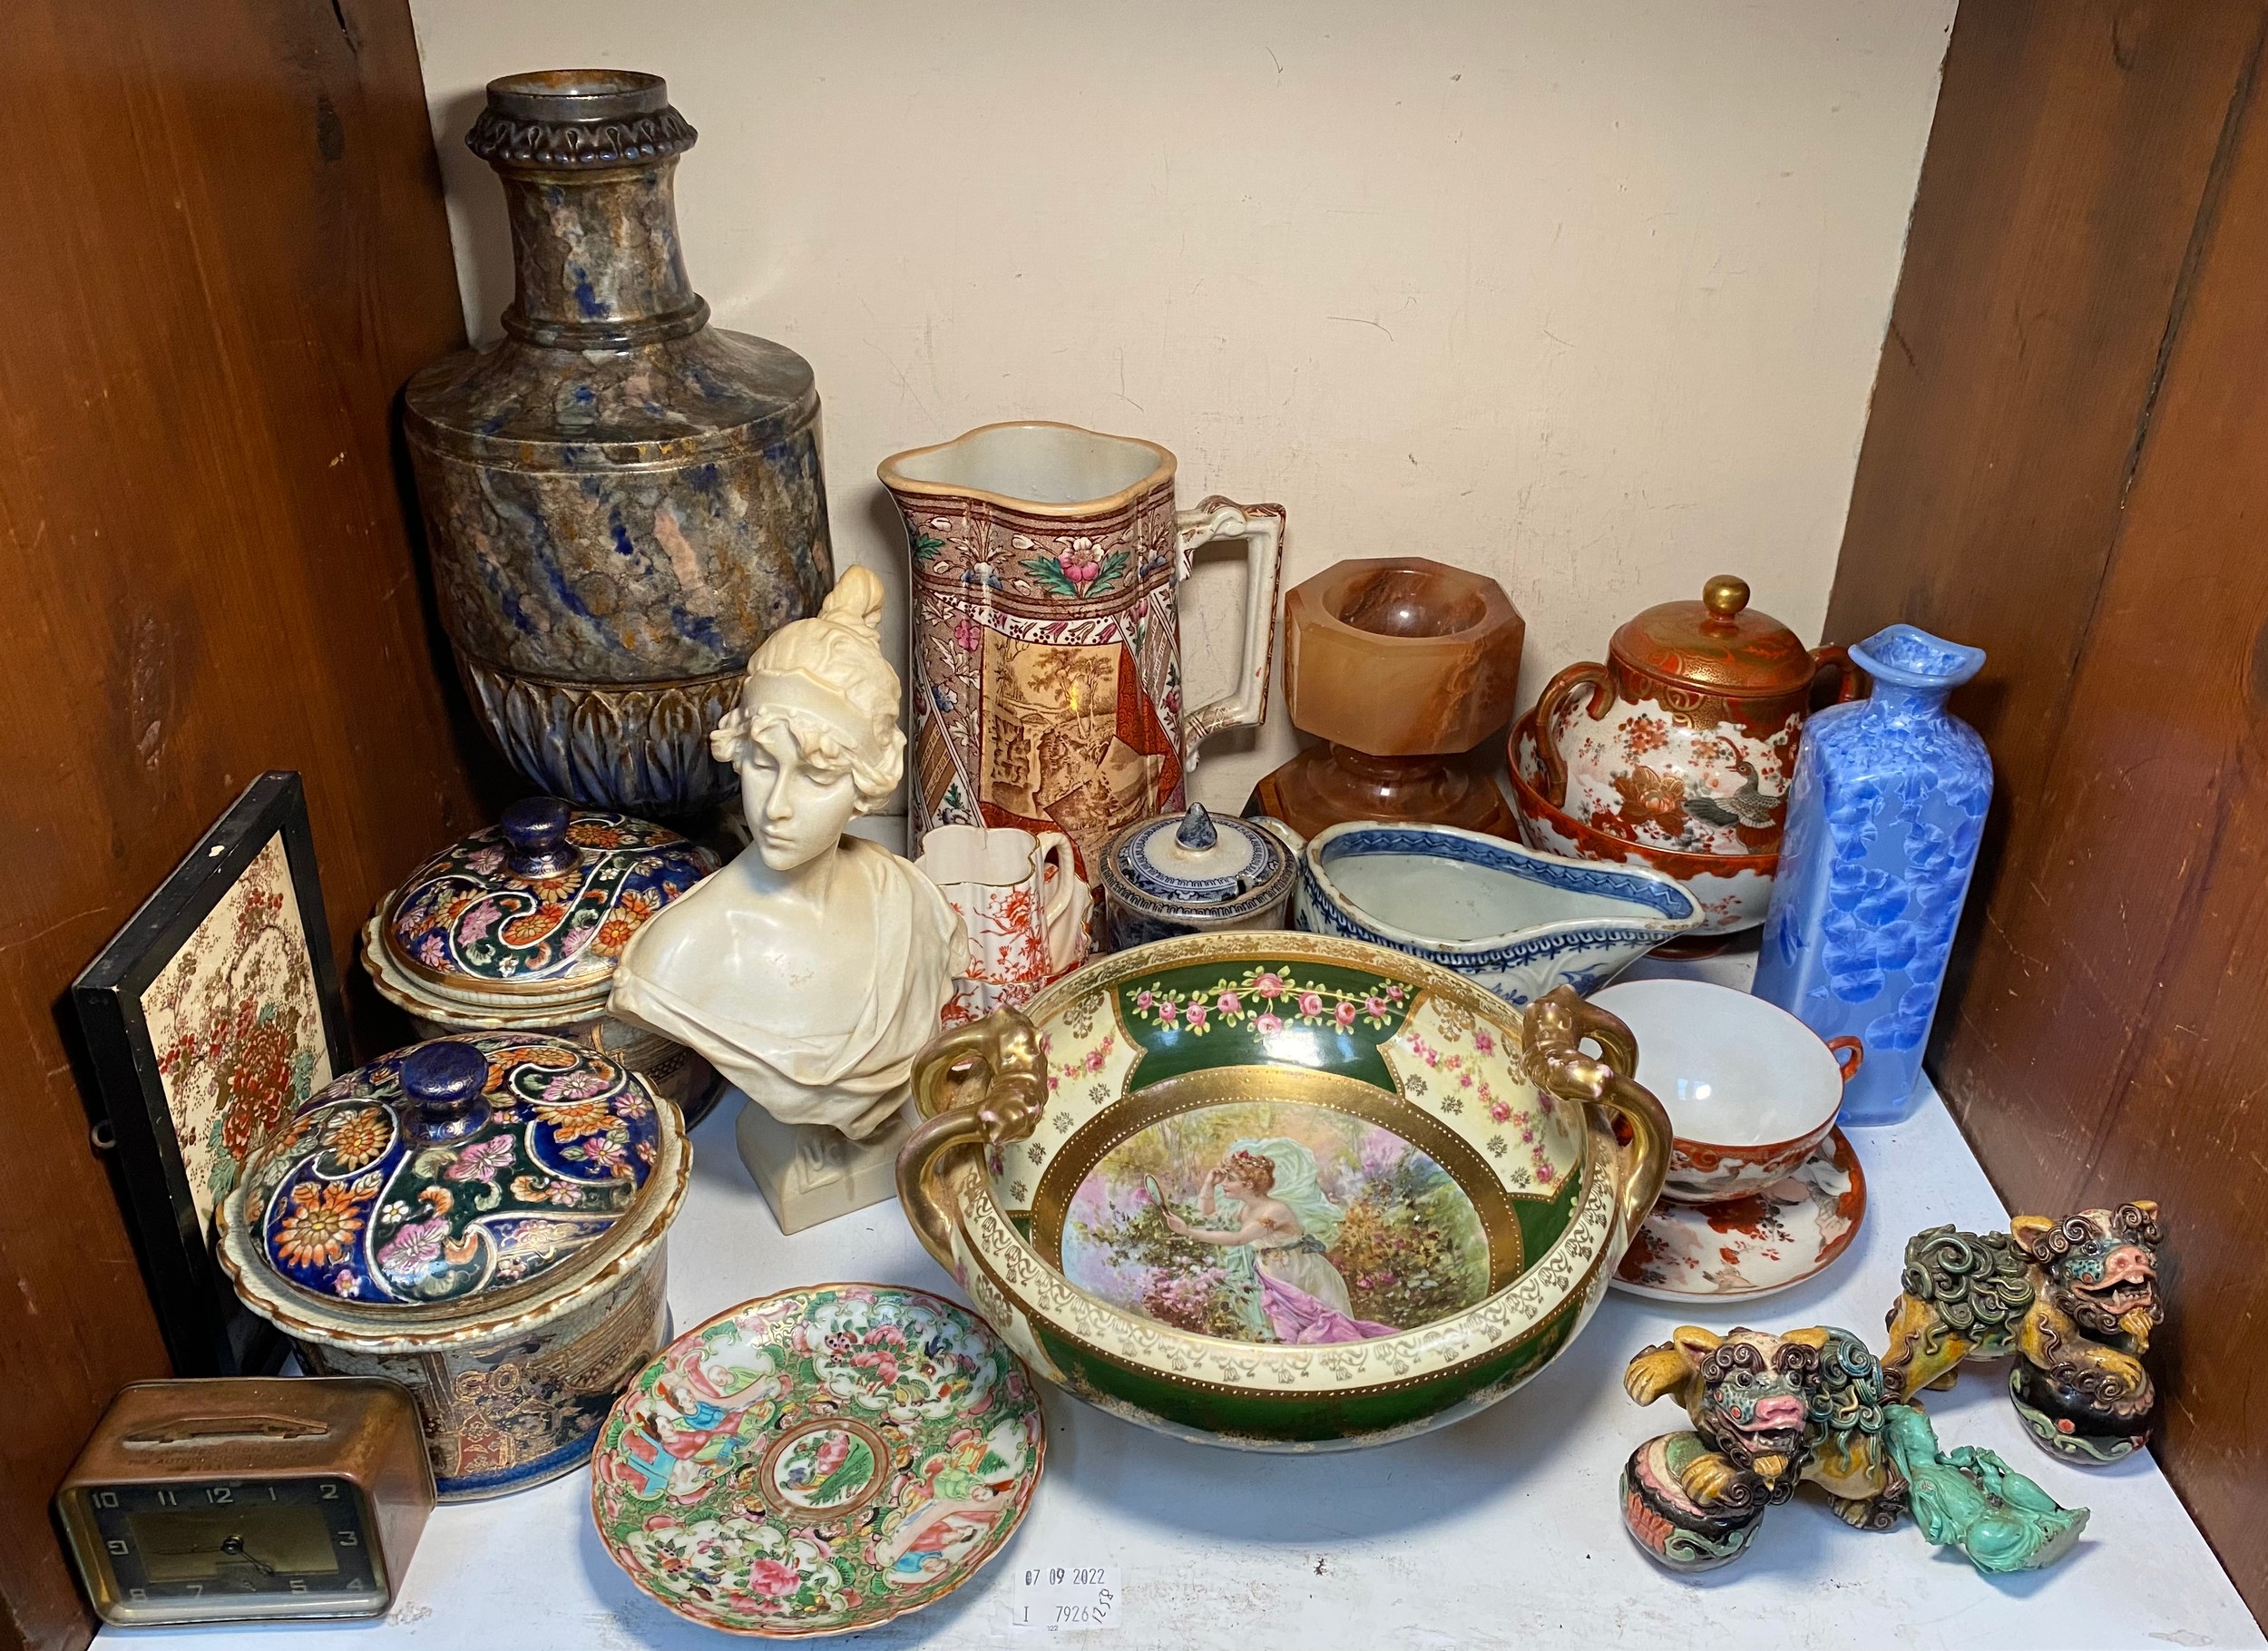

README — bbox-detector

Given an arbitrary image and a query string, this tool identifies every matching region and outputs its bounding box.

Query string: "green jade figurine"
[1879,1402,2087,1572]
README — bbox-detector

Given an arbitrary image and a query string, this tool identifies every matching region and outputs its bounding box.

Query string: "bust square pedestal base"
[734,1098,913,1234]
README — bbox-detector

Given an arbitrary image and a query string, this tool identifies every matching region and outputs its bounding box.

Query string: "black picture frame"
[73,772,348,1376]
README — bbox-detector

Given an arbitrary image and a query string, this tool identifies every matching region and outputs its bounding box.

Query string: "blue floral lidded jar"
[253,1036,660,1306]
[380,796,717,1012]
[1752,624,1990,1125]
[217,1033,689,1499]
[1099,804,1297,950]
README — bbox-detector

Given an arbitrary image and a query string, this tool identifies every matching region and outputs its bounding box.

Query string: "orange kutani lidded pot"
[1531,576,1860,862]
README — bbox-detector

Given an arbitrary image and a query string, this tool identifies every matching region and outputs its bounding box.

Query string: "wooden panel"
[0,3,502,1646]
[1828,0,2265,804]
[1828,0,2268,1621]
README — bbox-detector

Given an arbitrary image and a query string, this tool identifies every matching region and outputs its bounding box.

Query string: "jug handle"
[1174,496,1286,770]
[1520,985,1670,1247]
[896,1010,1045,1275]
[1031,831,1091,973]
[1811,643,1865,706]
[1250,815,1305,856]
[1530,661,1614,810]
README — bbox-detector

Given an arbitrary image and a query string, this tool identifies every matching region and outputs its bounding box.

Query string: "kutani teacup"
[916,823,1090,1026]
[1587,977,1853,1203]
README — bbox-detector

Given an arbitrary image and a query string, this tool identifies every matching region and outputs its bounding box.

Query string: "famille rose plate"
[1610,1128,1866,1302]
[589,1284,1044,1637]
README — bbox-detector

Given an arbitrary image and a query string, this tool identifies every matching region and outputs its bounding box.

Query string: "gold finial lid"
[1608,574,1813,697]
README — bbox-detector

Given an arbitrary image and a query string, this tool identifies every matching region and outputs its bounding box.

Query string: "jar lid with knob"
[242,1034,666,1312]
[1100,803,1296,926]
[375,797,717,1017]
[1608,574,1822,698]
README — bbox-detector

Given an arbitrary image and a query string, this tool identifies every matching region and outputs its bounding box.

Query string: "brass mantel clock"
[57,1377,435,1626]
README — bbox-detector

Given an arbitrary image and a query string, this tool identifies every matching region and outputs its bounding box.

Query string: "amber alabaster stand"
[1247,557,1525,840]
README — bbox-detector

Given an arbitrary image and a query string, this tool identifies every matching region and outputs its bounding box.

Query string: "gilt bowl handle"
[1521,985,1671,1246]
[896,1009,1046,1274]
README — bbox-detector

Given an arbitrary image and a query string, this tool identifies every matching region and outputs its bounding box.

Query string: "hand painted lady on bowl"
[1062,1110,1490,1345]
[1158,1143,1397,1342]
[898,935,1674,1450]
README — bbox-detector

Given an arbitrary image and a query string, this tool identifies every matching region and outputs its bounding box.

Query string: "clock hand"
[219,1535,278,1577]
[142,1535,281,1577]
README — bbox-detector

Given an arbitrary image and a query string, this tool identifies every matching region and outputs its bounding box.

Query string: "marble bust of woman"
[611,568,963,1216]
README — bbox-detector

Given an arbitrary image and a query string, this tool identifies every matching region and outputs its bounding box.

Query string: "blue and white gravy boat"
[1292,821,1702,1004]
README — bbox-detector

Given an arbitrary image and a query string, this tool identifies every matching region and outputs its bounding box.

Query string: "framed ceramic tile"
[73,772,347,1374]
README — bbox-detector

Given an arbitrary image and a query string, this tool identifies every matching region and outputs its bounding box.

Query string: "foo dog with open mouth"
[1620,1324,2087,1575]
[1883,1202,2162,1464]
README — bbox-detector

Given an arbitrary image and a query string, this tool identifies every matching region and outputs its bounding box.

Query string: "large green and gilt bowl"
[897,933,1668,1451]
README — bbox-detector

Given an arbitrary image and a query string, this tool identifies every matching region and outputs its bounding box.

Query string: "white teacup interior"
[888,424,1166,505]
[1589,978,1842,1147]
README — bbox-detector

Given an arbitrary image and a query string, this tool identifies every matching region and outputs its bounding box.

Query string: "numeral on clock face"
[77,1478,383,1617]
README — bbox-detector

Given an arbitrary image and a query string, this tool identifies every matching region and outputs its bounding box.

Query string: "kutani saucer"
[590,1284,1044,1638]
[1610,1128,1866,1302]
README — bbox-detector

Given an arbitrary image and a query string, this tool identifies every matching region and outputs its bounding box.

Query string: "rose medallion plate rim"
[589,1281,1045,1639]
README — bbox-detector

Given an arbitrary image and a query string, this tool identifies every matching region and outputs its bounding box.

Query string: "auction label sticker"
[1008,1565,1119,1633]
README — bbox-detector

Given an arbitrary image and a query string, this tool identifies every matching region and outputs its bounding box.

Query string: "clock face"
[74,1478,385,1624]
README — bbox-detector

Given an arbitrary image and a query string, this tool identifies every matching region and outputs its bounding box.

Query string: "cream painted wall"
[408,0,1951,814]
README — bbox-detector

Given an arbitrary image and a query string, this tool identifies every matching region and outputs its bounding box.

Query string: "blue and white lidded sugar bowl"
[1098,804,1298,951]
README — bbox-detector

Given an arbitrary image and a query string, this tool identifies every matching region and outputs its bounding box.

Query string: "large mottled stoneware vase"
[880,423,1285,889]
[405,71,832,816]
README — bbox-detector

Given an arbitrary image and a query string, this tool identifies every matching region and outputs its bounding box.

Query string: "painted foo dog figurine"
[1883,1202,2161,1464]
[1622,1325,2087,1575]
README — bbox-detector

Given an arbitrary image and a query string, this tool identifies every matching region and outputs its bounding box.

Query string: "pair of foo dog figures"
[1621,1203,2162,1575]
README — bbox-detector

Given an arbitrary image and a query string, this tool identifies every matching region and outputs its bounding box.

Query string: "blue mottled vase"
[405,71,833,816]
[1752,625,1990,1124]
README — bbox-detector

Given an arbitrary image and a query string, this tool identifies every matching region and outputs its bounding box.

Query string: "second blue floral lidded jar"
[215,1035,689,1499]
[1752,624,1991,1125]
[360,796,724,1123]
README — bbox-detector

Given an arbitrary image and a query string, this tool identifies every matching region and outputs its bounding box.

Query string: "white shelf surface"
[104,950,2262,1651]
